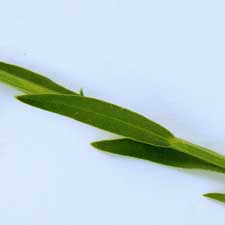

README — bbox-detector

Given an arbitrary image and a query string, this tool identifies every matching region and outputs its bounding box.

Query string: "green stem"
[170,138,225,170]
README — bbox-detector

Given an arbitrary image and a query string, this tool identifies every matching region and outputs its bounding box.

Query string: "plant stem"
[170,138,225,170]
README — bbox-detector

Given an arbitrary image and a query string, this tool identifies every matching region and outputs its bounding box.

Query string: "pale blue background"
[0,0,225,224]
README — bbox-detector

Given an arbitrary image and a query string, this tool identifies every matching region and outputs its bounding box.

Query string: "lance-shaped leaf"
[204,193,225,204]
[17,94,225,170]
[2,62,210,169]
[91,139,225,173]
[0,62,76,94]
[17,94,174,147]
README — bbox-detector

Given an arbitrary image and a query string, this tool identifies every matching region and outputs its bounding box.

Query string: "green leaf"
[16,94,225,170]
[171,138,225,171]
[0,62,76,94]
[203,193,225,204]
[91,139,225,173]
[17,94,174,147]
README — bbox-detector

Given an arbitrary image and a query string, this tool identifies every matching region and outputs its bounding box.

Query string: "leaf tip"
[16,94,26,101]
[79,88,84,96]
[90,141,99,149]
[203,192,225,204]
[203,193,211,198]
[15,94,33,105]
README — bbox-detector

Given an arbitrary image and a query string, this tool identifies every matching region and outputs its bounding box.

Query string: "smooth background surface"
[0,0,225,224]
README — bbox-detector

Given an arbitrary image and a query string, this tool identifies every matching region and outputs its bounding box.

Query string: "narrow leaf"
[91,139,225,173]
[17,94,174,147]
[17,94,225,170]
[0,62,76,94]
[204,193,225,204]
